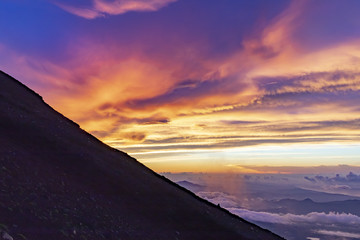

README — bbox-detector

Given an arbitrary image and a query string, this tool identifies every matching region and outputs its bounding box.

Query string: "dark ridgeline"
[0,70,283,240]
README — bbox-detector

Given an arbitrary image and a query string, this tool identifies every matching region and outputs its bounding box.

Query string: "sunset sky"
[1,0,360,173]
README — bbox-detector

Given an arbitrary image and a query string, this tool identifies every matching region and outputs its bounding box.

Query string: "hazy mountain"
[0,70,283,240]
[176,181,206,192]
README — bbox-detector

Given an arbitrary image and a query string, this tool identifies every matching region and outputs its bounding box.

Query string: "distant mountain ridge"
[0,70,283,240]
[176,180,206,192]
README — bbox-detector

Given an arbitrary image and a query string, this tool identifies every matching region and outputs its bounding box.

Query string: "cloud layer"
[229,208,360,226]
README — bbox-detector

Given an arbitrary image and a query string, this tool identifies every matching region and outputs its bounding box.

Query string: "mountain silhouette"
[0,70,283,240]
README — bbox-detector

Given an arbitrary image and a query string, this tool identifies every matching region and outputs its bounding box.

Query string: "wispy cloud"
[56,0,177,19]
[316,230,360,239]
[55,3,101,19]
[233,165,360,175]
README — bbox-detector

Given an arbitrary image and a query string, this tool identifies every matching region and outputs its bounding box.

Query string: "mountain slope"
[0,70,283,240]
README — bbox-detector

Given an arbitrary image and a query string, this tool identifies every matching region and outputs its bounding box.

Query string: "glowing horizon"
[1,0,360,173]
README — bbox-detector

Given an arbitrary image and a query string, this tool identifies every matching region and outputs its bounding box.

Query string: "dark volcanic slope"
[0,71,283,240]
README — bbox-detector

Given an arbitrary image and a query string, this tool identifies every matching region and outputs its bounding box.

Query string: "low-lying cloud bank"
[305,172,360,183]
[197,191,238,208]
[229,208,360,226]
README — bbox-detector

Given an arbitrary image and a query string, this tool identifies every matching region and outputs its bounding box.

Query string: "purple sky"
[1,0,360,172]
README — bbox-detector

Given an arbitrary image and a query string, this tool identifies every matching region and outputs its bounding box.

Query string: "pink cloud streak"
[56,0,177,19]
